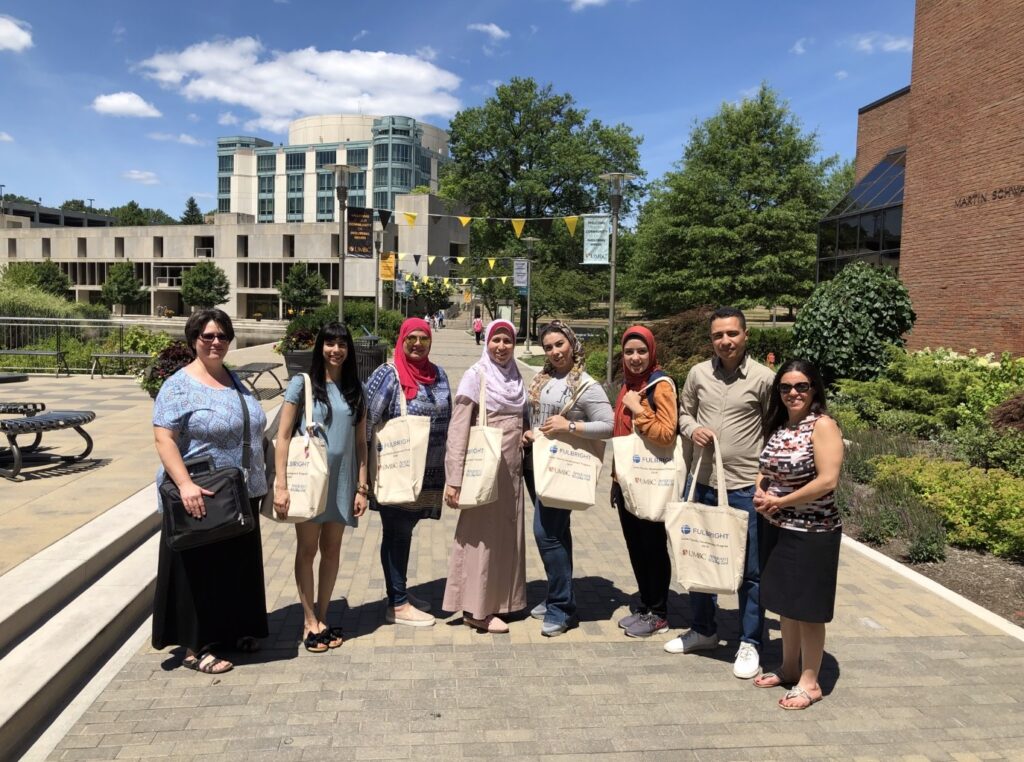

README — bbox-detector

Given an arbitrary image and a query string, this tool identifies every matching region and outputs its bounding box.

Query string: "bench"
[89,352,153,379]
[233,362,284,399]
[0,409,95,479]
[0,350,70,378]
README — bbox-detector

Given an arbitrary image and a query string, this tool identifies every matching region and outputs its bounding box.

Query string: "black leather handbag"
[160,382,256,551]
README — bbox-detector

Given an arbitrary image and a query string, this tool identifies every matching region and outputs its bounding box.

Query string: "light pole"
[521,236,539,356]
[327,164,356,323]
[599,171,637,389]
[373,225,383,334]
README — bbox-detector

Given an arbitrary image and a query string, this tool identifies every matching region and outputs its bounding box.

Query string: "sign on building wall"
[347,207,373,257]
[379,252,396,280]
[582,214,611,265]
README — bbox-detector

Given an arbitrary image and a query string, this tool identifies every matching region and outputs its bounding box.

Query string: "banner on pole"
[346,207,373,257]
[582,214,611,265]
[379,252,396,280]
[513,258,529,288]
[395,279,406,295]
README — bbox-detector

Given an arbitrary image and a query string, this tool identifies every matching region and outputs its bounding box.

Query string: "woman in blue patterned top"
[365,318,451,628]
[152,309,269,675]
[274,322,368,653]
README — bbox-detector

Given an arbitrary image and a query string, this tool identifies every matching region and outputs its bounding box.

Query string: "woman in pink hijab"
[442,320,528,633]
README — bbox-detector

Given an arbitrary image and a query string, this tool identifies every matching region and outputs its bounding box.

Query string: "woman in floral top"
[753,358,844,710]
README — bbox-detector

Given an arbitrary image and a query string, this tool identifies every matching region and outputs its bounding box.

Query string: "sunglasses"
[779,382,811,394]
[198,332,231,343]
[404,335,431,345]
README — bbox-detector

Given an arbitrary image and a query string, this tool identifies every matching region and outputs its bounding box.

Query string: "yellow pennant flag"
[428,256,436,265]
[398,252,408,260]
[403,212,418,226]
[487,258,496,270]
[500,276,509,284]
[563,216,579,237]
[456,256,466,264]
[443,277,449,285]
[458,216,472,227]
[461,278,468,284]
[480,277,489,283]
[511,218,526,238]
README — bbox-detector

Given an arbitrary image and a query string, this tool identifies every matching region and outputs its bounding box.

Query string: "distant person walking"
[473,316,484,345]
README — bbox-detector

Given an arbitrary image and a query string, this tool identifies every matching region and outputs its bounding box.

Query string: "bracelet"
[356,483,370,496]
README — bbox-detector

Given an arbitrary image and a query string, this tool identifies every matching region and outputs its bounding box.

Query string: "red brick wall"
[901,0,1024,354]
[855,91,910,182]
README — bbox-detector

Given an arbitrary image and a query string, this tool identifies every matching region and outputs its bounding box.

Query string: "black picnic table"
[0,374,28,384]
[233,362,284,396]
[89,352,153,379]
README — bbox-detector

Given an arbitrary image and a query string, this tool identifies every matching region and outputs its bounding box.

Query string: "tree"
[1,193,37,205]
[180,196,205,225]
[416,280,454,315]
[60,199,91,212]
[1,261,72,297]
[276,265,327,313]
[527,266,603,338]
[108,200,176,226]
[822,158,856,213]
[624,84,837,317]
[101,261,145,309]
[181,261,231,309]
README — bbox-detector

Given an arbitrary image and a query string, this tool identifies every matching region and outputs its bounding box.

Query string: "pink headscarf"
[393,318,436,400]
[456,320,525,414]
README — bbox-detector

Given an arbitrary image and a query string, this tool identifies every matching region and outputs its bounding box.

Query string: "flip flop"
[324,627,344,649]
[754,671,796,689]
[302,629,328,653]
[779,685,822,710]
[182,652,233,674]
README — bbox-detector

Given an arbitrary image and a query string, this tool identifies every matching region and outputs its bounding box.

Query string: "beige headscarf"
[527,320,587,409]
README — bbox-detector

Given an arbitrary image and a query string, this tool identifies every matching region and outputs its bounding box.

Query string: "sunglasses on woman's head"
[779,382,811,394]
[198,332,230,343]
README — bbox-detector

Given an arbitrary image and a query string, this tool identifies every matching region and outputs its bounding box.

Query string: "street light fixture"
[599,171,637,389]
[520,236,540,356]
[326,163,357,323]
[373,224,383,334]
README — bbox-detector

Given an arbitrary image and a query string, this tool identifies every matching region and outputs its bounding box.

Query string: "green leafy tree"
[1,193,38,205]
[0,261,70,296]
[181,261,231,308]
[180,196,205,225]
[108,200,176,226]
[822,158,856,212]
[527,266,603,338]
[100,261,145,308]
[60,199,91,212]
[276,265,327,313]
[793,262,916,384]
[625,84,836,316]
[416,280,454,315]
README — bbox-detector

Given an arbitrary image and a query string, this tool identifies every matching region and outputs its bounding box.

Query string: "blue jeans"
[378,505,421,607]
[685,479,764,648]
[532,498,575,626]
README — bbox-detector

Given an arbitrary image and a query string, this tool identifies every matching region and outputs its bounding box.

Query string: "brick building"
[818,0,1024,354]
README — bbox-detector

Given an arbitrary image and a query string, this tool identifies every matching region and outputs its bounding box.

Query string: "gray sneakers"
[530,603,547,621]
[617,611,643,629]
[624,612,669,639]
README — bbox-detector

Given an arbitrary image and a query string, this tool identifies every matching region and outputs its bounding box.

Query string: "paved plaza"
[8,323,1024,760]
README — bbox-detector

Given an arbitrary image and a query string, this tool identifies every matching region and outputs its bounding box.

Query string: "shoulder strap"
[638,372,674,412]
[387,362,409,416]
[559,378,596,417]
[229,375,251,473]
[477,371,488,427]
[299,373,316,434]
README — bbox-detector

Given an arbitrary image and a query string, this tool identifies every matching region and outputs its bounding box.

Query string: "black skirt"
[152,497,269,652]
[759,518,841,624]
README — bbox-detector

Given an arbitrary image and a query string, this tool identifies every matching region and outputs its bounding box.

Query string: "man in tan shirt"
[665,307,774,680]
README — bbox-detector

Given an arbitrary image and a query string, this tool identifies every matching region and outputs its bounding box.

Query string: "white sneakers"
[732,642,760,679]
[663,629,719,654]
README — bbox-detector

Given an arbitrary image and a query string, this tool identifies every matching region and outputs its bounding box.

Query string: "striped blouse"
[759,413,840,532]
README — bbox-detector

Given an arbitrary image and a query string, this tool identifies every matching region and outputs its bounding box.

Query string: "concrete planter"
[281,350,312,379]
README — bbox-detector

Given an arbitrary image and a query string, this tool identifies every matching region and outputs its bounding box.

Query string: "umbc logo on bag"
[632,455,641,464]
[549,444,559,454]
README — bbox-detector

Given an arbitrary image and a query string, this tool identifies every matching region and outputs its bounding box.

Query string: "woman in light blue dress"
[273,322,368,653]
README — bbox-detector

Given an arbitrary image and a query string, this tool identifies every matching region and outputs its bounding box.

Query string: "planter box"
[281,350,312,379]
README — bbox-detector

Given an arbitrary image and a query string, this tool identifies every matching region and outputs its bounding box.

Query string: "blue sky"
[0,0,915,215]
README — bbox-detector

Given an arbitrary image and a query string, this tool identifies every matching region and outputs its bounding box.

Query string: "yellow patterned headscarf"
[527,320,587,409]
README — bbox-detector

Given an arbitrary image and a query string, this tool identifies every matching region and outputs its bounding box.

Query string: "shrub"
[901,501,947,563]
[0,285,110,320]
[830,404,867,434]
[746,327,793,367]
[990,390,1024,432]
[585,348,607,380]
[275,302,403,354]
[843,428,921,484]
[793,262,915,384]
[850,480,902,545]
[141,341,192,397]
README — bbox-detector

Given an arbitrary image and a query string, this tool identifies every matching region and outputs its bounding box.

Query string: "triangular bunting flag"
[403,212,418,226]
[537,218,553,235]
[563,216,579,236]
[500,276,509,284]
[413,255,421,265]
[461,278,468,285]
[443,277,449,285]
[480,277,489,283]
[457,256,466,264]
[487,258,496,270]
[377,209,392,229]
[398,252,408,260]
[511,218,526,238]
[458,216,472,227]
[430,215,442,225]
[428,256,436,265]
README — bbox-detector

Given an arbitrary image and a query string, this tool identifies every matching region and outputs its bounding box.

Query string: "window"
[258,198,274,220]
[837,217,858,257]
[347,148,368,167]
[392,128,410,137]
[818,219,837,259]
[42,238,51,258]
[392,168,412,188]
[882,207,902,250]
[418,153,432,174]
[374,167,389,186]
[317,172,334,192]
[218,198,230,213]
[257,154,276,172]
[287,197,303,218]
[317,196,334,220]
[287,174,304,194]
[286,152,306,171]
[373,191,390,209]
[348,171,366,190]
[218,155,233,173]
[258,175,274,194]
[860,211,881,252]
[392,144,412,163]
[349,193,365,209]
[374,144,389,163]
[114,237,124,258]
[315,150,337,169]
[218,176,231,194]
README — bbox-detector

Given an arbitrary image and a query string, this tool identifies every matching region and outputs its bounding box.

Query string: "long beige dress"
[442,394,527,619]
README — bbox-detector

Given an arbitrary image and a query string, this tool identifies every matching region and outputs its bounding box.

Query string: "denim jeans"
[532,497,575,626]
[685,478,764,648]
[378,505,421,607]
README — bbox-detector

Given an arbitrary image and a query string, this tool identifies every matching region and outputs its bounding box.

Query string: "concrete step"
[0,484,159,657]
[0,533,158,758]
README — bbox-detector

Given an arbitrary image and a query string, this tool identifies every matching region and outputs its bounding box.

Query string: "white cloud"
[565,0,610,10]
[112,22,126,43]
[187,112,200,122]
[352,29,368,42]
[790,37,812,55]
[0,15,33,52]
[0,131,13,142]
[138,37,461,132]
[218,111,239,125]
[849,33,913,54]
[467,23,510,41]
[835,69,848,80]
[122,170,160,185]
[147,132,205,146]
[416,45,437,61]
[92,91,162,118]
[487,79,503,89]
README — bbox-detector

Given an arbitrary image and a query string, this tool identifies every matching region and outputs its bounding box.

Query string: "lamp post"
[520,236,540,356]
[599,171,637,389]
[373,225,383,334]
[326,164,356,323]
[0,184,5,221]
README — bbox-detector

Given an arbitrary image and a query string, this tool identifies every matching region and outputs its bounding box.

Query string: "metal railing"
[0,317,162,375]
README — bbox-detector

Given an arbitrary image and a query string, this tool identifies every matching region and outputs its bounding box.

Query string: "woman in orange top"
[611,325,679,639]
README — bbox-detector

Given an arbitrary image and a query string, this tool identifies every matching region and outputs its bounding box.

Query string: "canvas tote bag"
[611,376,686,522]
[370,364,432,505]
[453,374,503,508]
[664,435,749,595]
[261,373,329,523]
[532,379,606,511]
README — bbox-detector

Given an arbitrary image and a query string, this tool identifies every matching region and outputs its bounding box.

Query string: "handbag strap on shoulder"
[230,374,251,474]
[558,378,595,417]
[477,370,488,427]
[299,373,317,434]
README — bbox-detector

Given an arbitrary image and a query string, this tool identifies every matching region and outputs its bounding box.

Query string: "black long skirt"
[152,497,269,652]
[760,519,841,624]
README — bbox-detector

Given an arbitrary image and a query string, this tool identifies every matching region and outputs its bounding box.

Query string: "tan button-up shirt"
[678,354,774,491]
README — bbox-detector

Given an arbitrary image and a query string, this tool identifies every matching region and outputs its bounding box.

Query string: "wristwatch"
[568,421,577,434]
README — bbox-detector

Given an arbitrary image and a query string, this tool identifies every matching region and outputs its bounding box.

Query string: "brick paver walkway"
[46,326,1024,760]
